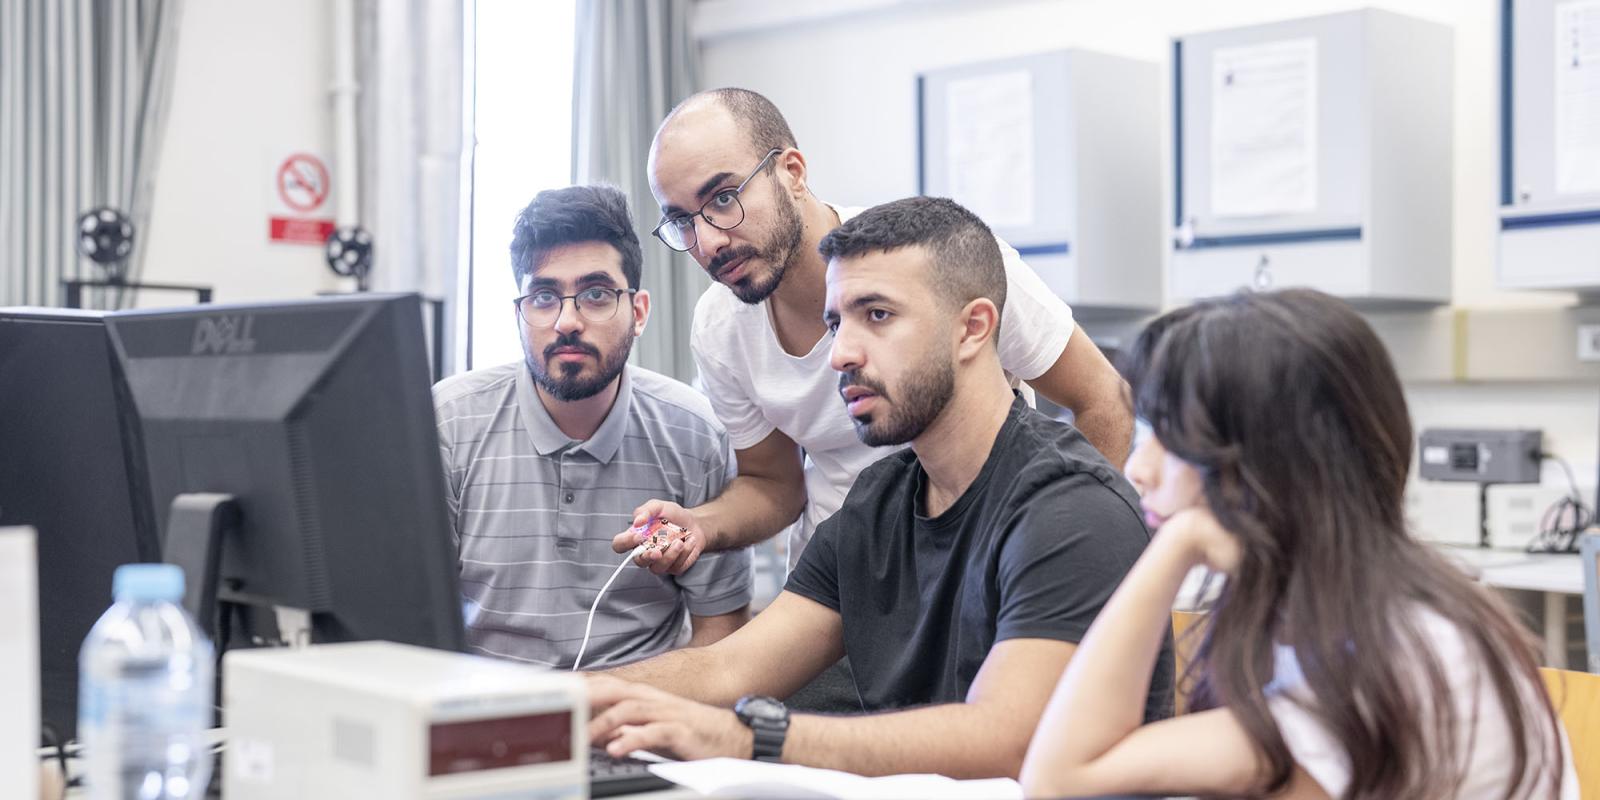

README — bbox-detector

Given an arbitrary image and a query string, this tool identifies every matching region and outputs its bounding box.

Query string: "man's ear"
[776,148,810,199]
[632,289,651,337]
[955,297,1000,362]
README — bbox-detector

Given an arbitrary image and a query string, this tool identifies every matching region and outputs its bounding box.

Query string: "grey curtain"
[572,0,706,382]
[0,0,185,308]
[354,0,467,374]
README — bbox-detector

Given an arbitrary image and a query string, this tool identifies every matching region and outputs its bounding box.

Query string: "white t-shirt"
[689,203,1076,569]
[1266,609,1579,799]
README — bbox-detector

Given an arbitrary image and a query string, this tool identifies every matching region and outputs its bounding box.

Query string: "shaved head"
[655,88,797,162]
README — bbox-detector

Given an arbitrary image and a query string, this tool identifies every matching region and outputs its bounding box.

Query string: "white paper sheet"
[0,528,39,800]
[944,69,1035,229]
[1556,0,1600,195]
[649,758,1023,800]
[1210,38,1319,218]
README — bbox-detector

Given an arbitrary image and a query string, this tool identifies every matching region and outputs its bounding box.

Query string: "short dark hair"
[817,197,1007,340]
[509,184,642,289]
[688,87,798,157]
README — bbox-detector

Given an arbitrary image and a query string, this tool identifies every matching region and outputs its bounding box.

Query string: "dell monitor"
[0,308,160,742]
[103,293,465,653]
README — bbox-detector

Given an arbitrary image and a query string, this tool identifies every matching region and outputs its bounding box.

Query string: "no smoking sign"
[268,151,335,245]
[277,153,330,213]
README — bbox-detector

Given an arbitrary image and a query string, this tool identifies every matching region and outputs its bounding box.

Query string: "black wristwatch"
[733,695,789,762]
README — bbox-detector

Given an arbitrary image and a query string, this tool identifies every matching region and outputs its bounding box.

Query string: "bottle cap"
[112,563,185,602]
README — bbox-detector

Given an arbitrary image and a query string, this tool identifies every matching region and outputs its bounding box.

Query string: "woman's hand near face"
[1158,506,1244,574]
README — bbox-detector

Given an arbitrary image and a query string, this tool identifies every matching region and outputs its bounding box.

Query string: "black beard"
[713,188,804,305]
[527,329,633,401]
[839,346,955,447]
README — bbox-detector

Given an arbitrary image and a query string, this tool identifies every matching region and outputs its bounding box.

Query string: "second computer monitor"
[0,308,159,742]
[104,293,465,652]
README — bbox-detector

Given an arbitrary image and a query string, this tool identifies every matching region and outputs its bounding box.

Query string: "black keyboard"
[589,747,677,798]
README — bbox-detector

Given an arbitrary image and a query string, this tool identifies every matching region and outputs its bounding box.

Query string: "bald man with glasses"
[433,184,752,669]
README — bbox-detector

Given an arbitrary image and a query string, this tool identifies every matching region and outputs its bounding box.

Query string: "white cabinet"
[1499,0,1600,292]
[919,49,1161,318]
[1171,9,1454,307]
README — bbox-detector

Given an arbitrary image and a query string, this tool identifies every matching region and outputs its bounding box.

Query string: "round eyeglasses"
[651,148,782,253]
[513,287,638,327]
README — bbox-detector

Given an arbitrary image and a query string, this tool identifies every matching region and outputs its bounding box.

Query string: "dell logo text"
[191,316,259,355]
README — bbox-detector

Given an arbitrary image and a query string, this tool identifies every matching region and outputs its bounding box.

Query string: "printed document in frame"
[1556,0,1600,196]
[944,69,1036,229]
[1210,37,1319,219]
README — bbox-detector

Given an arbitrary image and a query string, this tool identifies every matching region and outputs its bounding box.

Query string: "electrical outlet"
[1578,324,1600,362]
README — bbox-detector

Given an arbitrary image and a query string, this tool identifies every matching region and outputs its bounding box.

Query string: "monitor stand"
[162,493,318,650]
[162,493,237,640]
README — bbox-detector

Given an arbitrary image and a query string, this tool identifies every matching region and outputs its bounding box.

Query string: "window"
[466,0,576,369]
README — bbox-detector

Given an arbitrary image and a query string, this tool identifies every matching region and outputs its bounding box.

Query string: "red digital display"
[428,711,573,777]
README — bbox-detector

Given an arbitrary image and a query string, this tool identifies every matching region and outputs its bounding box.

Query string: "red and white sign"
[269,217,335,243]
[268,152,335,245]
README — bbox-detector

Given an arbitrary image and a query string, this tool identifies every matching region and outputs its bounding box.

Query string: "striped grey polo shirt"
[434,362,752,669]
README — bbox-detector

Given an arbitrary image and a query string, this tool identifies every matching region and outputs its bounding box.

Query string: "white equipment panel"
[225,641,586,800]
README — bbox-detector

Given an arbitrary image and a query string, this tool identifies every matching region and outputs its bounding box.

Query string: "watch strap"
[750,720,786,762]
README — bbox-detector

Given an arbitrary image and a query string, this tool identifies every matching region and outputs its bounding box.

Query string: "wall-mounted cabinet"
[1171,9,1454,308]
[1498,0,1600,292]
[919,49,1162,318]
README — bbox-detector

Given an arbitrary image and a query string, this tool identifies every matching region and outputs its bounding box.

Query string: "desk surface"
[1175,546,1585,610]
[1431,545,1585,595]
[45,738,704,800]
[54,771,699,800]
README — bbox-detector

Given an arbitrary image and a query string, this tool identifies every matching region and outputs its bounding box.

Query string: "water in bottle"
[78,563,215,799]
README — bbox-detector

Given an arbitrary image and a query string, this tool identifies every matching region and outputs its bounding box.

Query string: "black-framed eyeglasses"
[513,286,638,327]
[651,148,783,252]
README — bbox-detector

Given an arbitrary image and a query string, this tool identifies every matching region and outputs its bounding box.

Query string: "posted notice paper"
[1210,37,1319,218]
[944,69,1036,229]
[1556,0,1600,196]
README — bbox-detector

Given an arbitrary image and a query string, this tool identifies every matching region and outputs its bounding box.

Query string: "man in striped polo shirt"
[433,184,752,669]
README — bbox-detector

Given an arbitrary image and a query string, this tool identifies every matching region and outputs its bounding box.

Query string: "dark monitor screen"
[103,293,465,653]
[0,308,159,742]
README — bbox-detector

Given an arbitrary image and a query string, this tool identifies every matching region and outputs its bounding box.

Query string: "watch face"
[738,696,786,723]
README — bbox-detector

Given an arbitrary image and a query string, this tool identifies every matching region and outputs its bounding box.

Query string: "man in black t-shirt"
[588,197,1173,779]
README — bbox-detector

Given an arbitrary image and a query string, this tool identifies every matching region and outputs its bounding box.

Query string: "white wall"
[699,0,1600,528]
[139,0,345,305]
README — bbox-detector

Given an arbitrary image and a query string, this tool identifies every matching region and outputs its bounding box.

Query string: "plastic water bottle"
[79,564,215,799]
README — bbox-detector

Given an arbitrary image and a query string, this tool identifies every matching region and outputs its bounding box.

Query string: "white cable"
[572,545,647,672]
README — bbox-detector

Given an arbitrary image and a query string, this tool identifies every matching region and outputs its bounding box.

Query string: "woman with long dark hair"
[1020,289,1576,799]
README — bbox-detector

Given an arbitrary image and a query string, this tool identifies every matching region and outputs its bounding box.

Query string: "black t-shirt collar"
[913,394,1030,528]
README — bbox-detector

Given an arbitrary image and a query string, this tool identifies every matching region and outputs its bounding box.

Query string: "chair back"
[1581,533,1600,674]
[1541,666,1600,799]
[1171,610,1207,714]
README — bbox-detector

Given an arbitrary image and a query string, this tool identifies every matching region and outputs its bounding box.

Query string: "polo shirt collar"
[515,363,633,464]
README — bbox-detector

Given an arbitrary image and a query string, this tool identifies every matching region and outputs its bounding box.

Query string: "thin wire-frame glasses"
[651,148,783,252]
